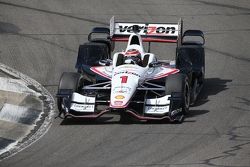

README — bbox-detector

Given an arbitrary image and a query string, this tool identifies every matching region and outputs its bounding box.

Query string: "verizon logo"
[118,25,176,34]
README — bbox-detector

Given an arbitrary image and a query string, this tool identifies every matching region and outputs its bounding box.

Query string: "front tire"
[165,73,190,122]
[57,72,82,113]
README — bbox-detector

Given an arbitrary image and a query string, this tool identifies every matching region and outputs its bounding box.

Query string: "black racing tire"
[165,73,190,117]
[57,72,82,112]
[190,78,198,105]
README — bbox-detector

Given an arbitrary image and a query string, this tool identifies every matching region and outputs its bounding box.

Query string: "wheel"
[57,72,82,113]
[190,72,205,106]
[190,78,198,105]
[165,73,190,122]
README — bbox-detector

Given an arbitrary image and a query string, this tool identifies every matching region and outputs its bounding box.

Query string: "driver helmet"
[124,49,142,65]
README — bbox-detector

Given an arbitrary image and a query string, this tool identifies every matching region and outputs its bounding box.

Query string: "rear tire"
[57,72,82,113]
[165,73,190,122]
[190,78,198,105]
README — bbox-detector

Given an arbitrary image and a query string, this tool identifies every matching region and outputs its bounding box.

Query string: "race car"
[56,17,205,123]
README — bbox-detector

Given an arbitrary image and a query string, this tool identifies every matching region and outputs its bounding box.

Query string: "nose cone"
[110,67,140,108]
[110,84,137,108]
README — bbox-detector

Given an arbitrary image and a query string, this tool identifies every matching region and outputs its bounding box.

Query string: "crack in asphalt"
[236,97,250,106]
[128,126,250,167]
[232,106,250,112]
[232,97,250,113]
[199,126,250,167]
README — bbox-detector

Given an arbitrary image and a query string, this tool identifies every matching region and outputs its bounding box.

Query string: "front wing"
[57,87,183,121]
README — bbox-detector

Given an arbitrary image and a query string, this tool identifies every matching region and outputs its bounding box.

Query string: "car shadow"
[193,78,232,106]
[188,109,210,116]
[59,116,119,125]
[180,77,232,122]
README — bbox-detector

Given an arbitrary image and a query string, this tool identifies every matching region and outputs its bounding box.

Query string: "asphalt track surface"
[0,0,250,167]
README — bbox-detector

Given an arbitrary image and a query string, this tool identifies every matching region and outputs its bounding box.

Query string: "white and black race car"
[57,17,205,123]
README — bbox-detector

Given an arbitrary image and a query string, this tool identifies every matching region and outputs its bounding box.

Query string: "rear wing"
[110,16,183,44]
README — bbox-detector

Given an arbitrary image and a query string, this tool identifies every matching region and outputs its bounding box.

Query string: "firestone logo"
[118,25,176,34]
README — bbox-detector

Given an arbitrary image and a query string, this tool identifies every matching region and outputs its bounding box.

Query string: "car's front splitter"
[63,108,183,122]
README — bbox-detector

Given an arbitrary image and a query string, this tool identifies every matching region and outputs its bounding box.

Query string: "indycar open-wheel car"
[57,17,205,123]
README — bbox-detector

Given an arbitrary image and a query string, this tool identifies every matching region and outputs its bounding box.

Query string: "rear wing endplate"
[182,30,205,45]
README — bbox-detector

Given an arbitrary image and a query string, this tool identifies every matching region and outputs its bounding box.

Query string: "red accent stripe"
[126,110,173,121]
[143,38,177,43]
[65,109,174,121]
[125,50,140,55]
[90,67,111,80]
[112,37,177,43]
[147,69,179,81]
[65,109,109,118]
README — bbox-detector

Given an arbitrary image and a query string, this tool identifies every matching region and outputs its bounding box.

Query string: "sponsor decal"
[113,86,132,90]
[114,71,140,77]
[145,106,169,114]
[112,86,131,94]
[120,76,128,83]
[147,106,168,111]
[115,95,125,99]
[118,24,176,35]
[70,103,95,112]
[114,90,129,94]
[114,101,123,105]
